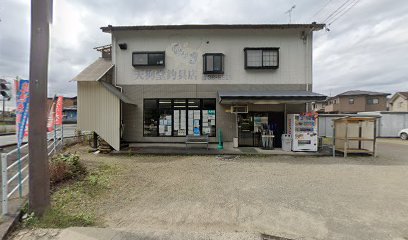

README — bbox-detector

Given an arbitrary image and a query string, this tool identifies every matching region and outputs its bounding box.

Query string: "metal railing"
[1,126,64,216]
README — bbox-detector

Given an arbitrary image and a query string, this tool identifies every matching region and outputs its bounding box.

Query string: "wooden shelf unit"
[332,117,378,157]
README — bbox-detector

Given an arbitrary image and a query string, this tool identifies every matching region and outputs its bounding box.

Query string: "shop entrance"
[237,112,284,148]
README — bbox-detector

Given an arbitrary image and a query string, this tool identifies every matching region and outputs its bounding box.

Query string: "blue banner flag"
[15,79,30,147]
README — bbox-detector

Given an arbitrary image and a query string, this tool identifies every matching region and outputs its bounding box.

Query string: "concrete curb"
[0,133,15,137]
[110,150,331,157]
[0,200,26,240]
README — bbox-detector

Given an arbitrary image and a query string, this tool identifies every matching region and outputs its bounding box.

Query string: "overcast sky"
[1,0,407,108]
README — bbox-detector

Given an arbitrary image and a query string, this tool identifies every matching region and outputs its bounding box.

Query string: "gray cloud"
[0,0,407,109]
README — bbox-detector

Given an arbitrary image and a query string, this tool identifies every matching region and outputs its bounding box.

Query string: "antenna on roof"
[285,5,296,24]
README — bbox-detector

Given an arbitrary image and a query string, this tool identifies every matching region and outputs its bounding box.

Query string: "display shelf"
[335,148,373,154]
[332,116,378,157]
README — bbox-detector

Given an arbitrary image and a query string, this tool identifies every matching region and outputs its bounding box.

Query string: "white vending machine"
[287,114,318,152]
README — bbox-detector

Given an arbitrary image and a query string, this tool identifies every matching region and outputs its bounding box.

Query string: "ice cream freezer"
[286,114,318,152]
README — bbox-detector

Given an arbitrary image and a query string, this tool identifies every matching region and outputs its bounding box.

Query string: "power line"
[308,0,334,22]
[327,0,360,26]
[325,0,359,24]
[321,0,355,23]
[313,1,342,23]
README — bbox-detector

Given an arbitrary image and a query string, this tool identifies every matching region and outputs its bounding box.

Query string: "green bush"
[49,153,87,185]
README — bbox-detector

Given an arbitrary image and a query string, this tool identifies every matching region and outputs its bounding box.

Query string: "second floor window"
[203,53,224,74]
[244,48,279,69]
[132,52,165,66]
[349,98,354,104]
[367,98,379,105]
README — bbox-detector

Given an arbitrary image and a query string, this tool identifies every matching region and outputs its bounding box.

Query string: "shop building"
[74,24,326,150]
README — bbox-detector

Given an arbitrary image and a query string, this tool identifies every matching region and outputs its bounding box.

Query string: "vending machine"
[286,113,318,152]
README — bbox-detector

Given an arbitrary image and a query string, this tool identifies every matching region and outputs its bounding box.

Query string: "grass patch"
[22,207,94,228]
[22,164,117,228]
[322,137,333,145]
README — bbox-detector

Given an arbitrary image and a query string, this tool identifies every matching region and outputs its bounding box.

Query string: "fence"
[1,126,64,216]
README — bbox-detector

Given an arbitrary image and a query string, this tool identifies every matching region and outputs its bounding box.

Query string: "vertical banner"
[15,79,30,147]
[47,100,55,132]
[55,96,63,125]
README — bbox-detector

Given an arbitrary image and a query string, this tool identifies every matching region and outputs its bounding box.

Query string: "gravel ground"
[9,138,408,240]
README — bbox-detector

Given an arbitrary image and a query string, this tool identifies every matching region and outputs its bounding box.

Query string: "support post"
[53,114,57,154]
[373,119,377,157]
[28,0,52,216]
[332,121,336,157]
[17,147,22,198]
[2,153,8,215]
[93,132,98,149]
[61,124,64,147]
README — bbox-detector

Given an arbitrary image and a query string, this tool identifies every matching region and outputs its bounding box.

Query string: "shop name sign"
[134,69,198,81]
[134,69,231,81]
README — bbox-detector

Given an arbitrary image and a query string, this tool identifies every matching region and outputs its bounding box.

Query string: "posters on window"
[202,109,215,136]
[159,114,172,136]
[173,110,187,136]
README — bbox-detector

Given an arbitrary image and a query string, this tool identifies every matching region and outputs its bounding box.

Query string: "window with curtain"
[203,53,224,74]
[244,48,279,69]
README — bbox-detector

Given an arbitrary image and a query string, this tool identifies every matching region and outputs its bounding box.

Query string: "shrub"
[49,153,87,185]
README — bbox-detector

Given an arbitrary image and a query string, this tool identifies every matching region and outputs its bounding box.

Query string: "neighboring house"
[47,96,78,123]
[324,90,390,114]
[389,92,408,112]
[311,100,326,113]
[73,24,326,150]
[47,96,77,110]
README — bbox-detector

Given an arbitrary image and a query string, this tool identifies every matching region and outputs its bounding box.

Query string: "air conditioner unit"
[231,105,248,113]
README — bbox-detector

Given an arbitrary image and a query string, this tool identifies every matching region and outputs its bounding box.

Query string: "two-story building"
[74,24,326,150]
[389,92,408,112]
[323,90,390,114]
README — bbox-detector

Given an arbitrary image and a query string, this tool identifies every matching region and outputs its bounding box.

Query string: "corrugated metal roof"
[101,23,325,33]
[72,58,113,82]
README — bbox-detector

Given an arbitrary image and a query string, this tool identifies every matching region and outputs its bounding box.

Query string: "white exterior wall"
[112,28,313,86]
[77,81,121,150]
[390,95,408,112]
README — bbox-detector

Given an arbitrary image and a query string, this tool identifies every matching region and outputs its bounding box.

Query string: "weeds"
[21,207,94,229]
[21,162,117,229]
[49,153,87,185]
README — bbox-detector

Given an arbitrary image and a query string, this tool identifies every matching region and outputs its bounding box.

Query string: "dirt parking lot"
[11,138,408,240]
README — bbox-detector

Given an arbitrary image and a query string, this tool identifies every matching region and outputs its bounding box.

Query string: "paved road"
[0,124,77,149]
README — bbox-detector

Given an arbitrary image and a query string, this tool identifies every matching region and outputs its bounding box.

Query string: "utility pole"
[29,0,52,216]
[1,98,4,121]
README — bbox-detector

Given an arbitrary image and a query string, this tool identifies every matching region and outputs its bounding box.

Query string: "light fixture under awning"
[218,90,327,104]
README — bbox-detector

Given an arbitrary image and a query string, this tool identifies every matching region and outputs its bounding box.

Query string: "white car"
[399,129,408,140]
